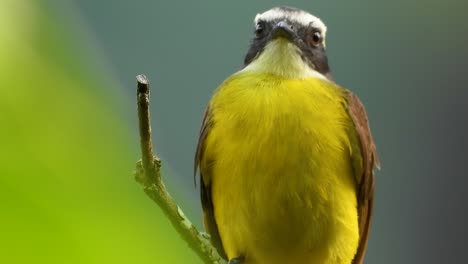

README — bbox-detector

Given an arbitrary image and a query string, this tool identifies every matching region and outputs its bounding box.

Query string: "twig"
[134,74,226,264]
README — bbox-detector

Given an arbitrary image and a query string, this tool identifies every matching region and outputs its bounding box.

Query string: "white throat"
[241,39,326,80]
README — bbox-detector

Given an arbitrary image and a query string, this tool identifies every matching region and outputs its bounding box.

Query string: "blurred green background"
[1,0,467,263]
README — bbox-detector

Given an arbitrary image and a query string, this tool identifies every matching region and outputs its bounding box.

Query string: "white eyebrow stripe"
[254,8,327,35]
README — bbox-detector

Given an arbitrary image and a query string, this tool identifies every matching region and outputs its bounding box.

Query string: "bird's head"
[243,7,332,80]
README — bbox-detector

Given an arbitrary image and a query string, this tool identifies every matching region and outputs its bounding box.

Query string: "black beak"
[270,21,296,41]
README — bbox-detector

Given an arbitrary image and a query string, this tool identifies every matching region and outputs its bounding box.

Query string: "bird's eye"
[255,22,265,37]
[310,31,323,46]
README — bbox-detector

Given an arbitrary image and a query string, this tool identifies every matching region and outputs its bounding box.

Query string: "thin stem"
[137,74,155,176]
[135,74,226,264]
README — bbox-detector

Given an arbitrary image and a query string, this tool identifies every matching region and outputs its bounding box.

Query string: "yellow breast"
[203,72,360,264]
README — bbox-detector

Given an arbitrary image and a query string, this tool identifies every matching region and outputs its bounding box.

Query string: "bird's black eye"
[309,31,323,46]
[255,22,265,37]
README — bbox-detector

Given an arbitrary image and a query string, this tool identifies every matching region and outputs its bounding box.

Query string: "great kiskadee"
[195,6,379,264]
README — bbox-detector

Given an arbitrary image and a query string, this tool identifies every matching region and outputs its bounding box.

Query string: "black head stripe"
[299,43,330,75]
[243,7,332,78]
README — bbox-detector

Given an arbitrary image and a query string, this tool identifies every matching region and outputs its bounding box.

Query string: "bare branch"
[134,74,226,264]
[137,74,155,178]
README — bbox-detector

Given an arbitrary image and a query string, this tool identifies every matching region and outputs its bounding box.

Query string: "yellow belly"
[204,72,359,264]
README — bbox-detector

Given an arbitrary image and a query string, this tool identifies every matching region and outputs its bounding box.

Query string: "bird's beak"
[270,21,297,42]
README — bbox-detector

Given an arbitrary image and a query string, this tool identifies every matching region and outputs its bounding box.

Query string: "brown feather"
[346,91,379,264]
[194,108,212,185]
[194,107,227,259]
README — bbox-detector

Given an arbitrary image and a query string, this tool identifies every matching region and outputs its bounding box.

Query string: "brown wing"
[194,107,227,260]
[346,91,380,264]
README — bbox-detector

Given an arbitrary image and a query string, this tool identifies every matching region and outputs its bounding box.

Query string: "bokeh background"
[1,0,467,263]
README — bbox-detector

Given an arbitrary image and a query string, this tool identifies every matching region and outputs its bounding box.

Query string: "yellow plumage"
[202,68,362,263]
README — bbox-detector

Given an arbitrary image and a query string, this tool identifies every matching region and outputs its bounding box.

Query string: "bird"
[195,6,379,264]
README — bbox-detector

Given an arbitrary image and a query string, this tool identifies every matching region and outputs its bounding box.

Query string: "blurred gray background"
[69,0,468,263]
